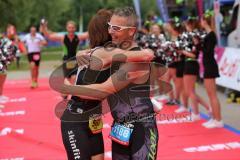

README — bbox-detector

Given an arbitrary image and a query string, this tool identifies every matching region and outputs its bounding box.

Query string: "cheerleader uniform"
[176,54,185,78]
[202,31,220,78]
[184,43,200,76]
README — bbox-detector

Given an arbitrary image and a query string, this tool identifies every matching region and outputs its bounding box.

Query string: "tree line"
[1,0,159,33]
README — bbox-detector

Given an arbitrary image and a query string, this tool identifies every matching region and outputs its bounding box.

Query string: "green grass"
[42,46,63,52]
[8,47,63,71]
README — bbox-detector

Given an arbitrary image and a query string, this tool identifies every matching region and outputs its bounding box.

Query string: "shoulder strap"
[89,46,102,57]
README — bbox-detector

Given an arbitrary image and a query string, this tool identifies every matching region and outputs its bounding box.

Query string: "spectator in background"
[23,26,47,88]
[6,24,26,68]
[0,24,26,104]
[179,18,210,117]
[148,23,167,97]
[40,20,88,98]
[200,13,223,128]
[164,19,188,109]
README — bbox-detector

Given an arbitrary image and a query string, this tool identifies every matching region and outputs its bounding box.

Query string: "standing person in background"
[23,26,47,89]
[40,21,88,92]
[164,19,188,109]
[200,13,223,128]
[6,24,26,68]
[0,24,26,104]
[149,23,166,66]
[145,23,167,108]
[178,18,210,119]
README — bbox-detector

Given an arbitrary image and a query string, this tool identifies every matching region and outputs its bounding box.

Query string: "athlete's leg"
[165,68,176,101]
[90,132,104,160]
[204,78,221,121]
[131,121,158,160]
[91,154,104,160]
[61,121,91,160]
[0,73,7,95]
[30,62,35,84]
[184,75,198,114]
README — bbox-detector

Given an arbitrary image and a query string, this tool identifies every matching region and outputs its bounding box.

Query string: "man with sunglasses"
[67,6,159,160]
[106,7,158,160]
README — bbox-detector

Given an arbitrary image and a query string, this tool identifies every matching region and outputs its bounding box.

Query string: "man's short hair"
[113,6,138,27]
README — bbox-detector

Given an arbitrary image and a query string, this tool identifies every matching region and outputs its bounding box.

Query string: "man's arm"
[76,48,154,70]
[40,24,64,42]
[100,48,154,66]
[60,63,150,100]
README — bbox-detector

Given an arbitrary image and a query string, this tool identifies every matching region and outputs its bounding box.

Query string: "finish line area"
[0,79,240,160]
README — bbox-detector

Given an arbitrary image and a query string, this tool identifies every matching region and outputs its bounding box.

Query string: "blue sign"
[156,0,169,22]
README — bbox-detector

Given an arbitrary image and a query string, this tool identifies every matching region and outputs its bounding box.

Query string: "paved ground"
[6,60,240,131]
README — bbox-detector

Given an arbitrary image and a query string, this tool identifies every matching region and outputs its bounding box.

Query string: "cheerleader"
[148,23,167,99]
[0,24,26,103]
[165,19,188,109]
[200,12,223,128]
[178,18,210,120]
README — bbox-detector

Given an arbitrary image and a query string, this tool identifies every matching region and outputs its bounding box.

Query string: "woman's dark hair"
[185,18,200,30]
[88,9,113,48]
[168,19,184,33]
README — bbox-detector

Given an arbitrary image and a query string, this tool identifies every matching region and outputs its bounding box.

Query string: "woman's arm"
[181,50,196,58]
[75,49,91,66]
[77,32,89,40]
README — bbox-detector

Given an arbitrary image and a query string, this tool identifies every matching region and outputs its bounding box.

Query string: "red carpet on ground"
[1,79,240,160]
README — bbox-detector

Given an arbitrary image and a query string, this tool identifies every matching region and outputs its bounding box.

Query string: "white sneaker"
[0,104,4,112]
[204,120,224,129]
[154,95,169,101]
[191,113,201,121]
[175,106,187,113]
[202,119,214,127]
[151,97,163,113]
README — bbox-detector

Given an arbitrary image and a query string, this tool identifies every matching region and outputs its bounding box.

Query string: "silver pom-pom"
[0,37,18,72]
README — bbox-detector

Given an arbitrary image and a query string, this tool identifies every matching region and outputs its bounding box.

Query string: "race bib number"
[109,123,134,146]
[66,60,76,69]
[89,115,103,134]
[33,54,40,61]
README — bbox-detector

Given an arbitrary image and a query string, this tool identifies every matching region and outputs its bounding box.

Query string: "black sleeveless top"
[63,34,79,59]
[202,31,217,66]
[61,48,111,122]
[107,47,154,122]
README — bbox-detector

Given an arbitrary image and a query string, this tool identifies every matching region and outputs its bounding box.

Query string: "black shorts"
[63,56,78,78]
[112,120,158,160]
[176,61,185,78]
[61,121,104,160]
[204,63,220,78]
[153,57,166,66]
[184,61,199,76]
[168,62,177,68]
[27,52,41,66]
